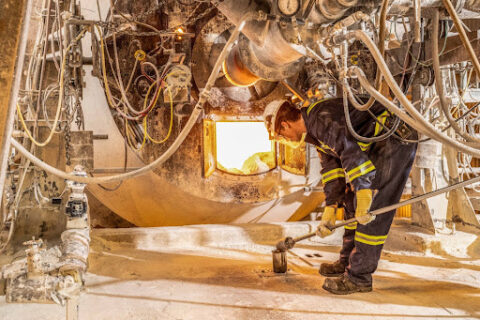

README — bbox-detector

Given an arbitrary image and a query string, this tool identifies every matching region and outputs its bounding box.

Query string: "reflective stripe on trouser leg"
[346,210,395,286]
[346,136,417,286]
[339,189,356,265]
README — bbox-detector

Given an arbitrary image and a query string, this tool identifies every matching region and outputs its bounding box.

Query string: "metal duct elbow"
[222,46,260,87]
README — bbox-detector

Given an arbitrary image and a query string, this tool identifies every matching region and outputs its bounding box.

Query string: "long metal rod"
[282,174,480,249]
[334,174,480,229]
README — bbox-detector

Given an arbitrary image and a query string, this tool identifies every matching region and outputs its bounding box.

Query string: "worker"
[264,98,417,294]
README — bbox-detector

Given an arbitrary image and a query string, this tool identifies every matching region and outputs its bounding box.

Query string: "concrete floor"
[1,222,480,320]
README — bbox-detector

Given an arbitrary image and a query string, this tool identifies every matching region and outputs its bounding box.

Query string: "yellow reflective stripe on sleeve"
[347,160,376,182]
[354,231,388,245]
[344,222,357,230]
[322,173,346,184]
[322,168,345,184]
[323,168,344,176]
[349,165,375,181]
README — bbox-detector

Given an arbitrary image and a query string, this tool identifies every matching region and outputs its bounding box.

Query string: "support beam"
[444,132,480,230]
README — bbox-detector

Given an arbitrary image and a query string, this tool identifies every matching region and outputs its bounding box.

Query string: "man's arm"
[318,150,347,206]
[309,104,376,192]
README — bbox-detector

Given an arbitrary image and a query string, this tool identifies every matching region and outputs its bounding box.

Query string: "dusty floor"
[1,224,480,320]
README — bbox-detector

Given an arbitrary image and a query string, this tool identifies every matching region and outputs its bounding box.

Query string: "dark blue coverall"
[302,98,417,286]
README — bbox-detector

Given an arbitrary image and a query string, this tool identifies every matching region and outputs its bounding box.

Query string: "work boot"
[319,260,346,277]
[322,274,372,295]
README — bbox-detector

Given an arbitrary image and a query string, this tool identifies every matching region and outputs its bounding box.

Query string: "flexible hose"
[443,0,480,81]
[346,0,388,111]
[342,86,401,142]
[340,24,400,143]
[432,8,480,145]
[353,67,480,157]
[10,13,254,185]
[339,29,480,156]
[16,29,88,147]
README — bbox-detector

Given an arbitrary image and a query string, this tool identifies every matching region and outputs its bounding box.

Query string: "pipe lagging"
[8,14,253,185]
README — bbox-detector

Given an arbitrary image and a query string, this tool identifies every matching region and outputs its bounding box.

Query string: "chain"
[64,97,73,166]
[74,94,84,130]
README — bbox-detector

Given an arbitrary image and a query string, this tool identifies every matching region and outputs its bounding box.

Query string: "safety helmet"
[263,100,288,140]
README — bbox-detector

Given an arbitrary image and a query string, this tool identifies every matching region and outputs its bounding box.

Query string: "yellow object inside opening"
[215,122,275,175]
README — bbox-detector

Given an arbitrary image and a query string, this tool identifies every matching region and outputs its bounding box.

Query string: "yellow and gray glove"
[316,206,337,238]
[356,189,375,225]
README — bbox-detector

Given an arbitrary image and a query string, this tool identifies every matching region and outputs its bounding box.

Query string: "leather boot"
[322,274,372,295]
[319,260,346,277]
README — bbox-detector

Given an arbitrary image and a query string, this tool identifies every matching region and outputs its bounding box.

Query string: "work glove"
[355,189,375,225]
[316,206,337,238]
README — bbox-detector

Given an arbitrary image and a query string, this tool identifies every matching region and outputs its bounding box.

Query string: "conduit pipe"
[432,8,480,145]
[10,13,256,185]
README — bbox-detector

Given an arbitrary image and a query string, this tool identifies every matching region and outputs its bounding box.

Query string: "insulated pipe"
[443,0,480,83]
[10,13,256,185]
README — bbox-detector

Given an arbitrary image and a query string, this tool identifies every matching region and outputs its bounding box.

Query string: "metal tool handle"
[328,174,480,230]
[277,175,480,250]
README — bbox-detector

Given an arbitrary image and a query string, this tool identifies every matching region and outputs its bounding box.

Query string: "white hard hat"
[263,100,288,140]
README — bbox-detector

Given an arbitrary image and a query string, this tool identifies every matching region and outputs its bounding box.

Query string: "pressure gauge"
[277,0,300,17]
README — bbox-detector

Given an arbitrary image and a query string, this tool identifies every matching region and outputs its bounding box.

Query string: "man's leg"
[346,138,417,287]
[323,137,417,293]
[320,188,356,277]
[339,188,356,265]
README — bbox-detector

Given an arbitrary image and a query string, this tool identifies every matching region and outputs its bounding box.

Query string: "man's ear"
[280,120,290,130]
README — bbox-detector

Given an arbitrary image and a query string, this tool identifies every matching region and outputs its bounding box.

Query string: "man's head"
[264,100,306,142]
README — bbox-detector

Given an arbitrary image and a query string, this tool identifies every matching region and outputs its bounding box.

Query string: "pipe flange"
[237,34,305,81]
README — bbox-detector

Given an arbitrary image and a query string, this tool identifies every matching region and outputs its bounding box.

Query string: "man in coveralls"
[264,98,417,294]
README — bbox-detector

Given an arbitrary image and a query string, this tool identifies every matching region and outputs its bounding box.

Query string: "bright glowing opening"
[216,122,275,175]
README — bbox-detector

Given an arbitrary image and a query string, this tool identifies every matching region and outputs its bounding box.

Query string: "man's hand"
[317,206,337,238]
[355,189,375,225]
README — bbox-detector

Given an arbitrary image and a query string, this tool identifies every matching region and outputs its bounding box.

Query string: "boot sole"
[322,283,372,295]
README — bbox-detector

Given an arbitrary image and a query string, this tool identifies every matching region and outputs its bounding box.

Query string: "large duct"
[216,0,364,85]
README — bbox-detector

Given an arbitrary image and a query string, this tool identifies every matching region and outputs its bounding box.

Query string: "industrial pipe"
[330,29,480,156]
[353,66,480,158]
[431,8,480,145]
